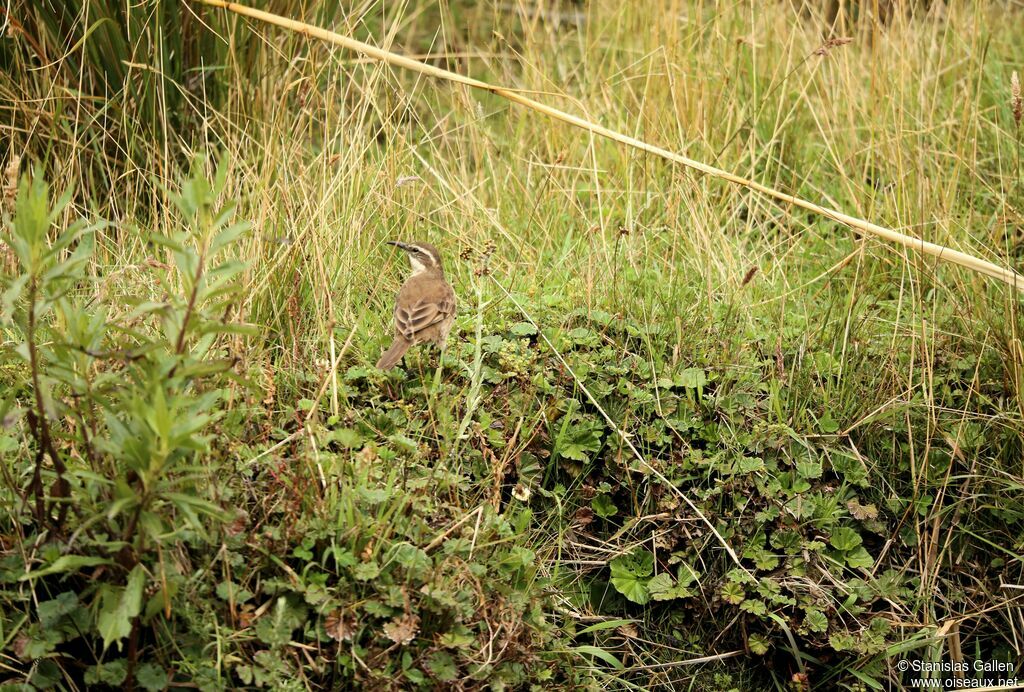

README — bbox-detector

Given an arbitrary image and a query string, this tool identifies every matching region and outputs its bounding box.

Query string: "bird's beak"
[387,241,410,251]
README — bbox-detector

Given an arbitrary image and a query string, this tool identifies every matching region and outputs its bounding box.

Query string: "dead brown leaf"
[572,506,594,527]
[325,609,357,642]
[847,499,879,521]
[383,613,420,646]
[617,623,639,639]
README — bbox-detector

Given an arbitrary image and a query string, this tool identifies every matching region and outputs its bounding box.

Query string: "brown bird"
[376,241,457,370]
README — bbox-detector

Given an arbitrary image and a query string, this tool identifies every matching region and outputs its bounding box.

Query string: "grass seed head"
[814,37,853,57]
[1012,71,1022,127]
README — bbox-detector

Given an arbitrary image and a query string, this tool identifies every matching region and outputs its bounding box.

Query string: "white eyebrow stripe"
[413,245,437,265]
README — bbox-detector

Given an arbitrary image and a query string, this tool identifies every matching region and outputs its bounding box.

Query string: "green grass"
[2,0,1024,689]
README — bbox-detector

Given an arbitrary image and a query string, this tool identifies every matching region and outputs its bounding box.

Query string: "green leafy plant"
[0,157,253,686]
[609,549,655,605]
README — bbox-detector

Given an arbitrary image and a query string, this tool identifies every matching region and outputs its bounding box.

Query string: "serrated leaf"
[554,417,603,462]
[427,651,458,681]
[748,633,770,655]
[566,327,599,346]
[37,592,79,626]
[610,550,654,579]
[30,659,62,688]
[847,499,879,521]
[844,546,875,569]
[829,527,863,552]
[85,659,128,686]
[609,550,654,604]
[383,613,419,646]
[736,455,765,473]
[216,580,253,603]
[739,599,767,616]
[647,572,680,601]
[591,494,617,519]
[676,368,707,390]
[721,581,745,605]
[254,596,307,648]
[328,428,362,448]
[136,663,169,692]
[804,609,829,633]
[389,543,431,577]
[353,561,380,581]
[510,322,537,336]
[796,459,822,479]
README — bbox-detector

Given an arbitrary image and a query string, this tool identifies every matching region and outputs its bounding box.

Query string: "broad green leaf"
[740,599,768,616]
[844,546,875,569]
[353,560,380,581]
[609,551,655,604]
[328,428,362,448]
[676,368,707,390]
[829,527,863,552]
[804,608,829,633]
[748,633,770,655]
[796,459,823,479]
[737,456,765,473]
[610,573,649,604]
[216,580,253,604]
[647,572,684,601]
[30,659,62,688]
[721,581,745,605]
[83,659,128,687]
[389,543,431,577]
[610,550,654,579]
[97,565,146,651]
[426,651,458,681]
[554,417,603,462]
[591,494,617,519]
[37,592,79,626]
[136,663,169,692]
[510,321,537,336]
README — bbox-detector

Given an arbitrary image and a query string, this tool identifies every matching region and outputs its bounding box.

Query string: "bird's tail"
[376,338,411,370]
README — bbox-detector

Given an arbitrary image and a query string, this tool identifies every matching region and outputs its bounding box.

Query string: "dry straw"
[198,0,1024,293]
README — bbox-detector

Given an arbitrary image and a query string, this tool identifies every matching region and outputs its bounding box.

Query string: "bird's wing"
[395,293,455,341]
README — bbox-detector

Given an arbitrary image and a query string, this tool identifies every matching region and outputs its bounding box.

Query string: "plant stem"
[24,278,68,530]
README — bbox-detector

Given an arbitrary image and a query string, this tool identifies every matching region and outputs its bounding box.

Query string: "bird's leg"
[431,341,446,393]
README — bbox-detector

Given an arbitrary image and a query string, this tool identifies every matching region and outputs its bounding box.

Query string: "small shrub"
[1,157,253,688]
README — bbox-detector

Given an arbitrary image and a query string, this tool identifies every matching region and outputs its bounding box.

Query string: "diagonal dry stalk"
[198,0,1024,292]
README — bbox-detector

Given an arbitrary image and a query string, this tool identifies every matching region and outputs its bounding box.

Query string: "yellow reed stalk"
[199,0,1024,293]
